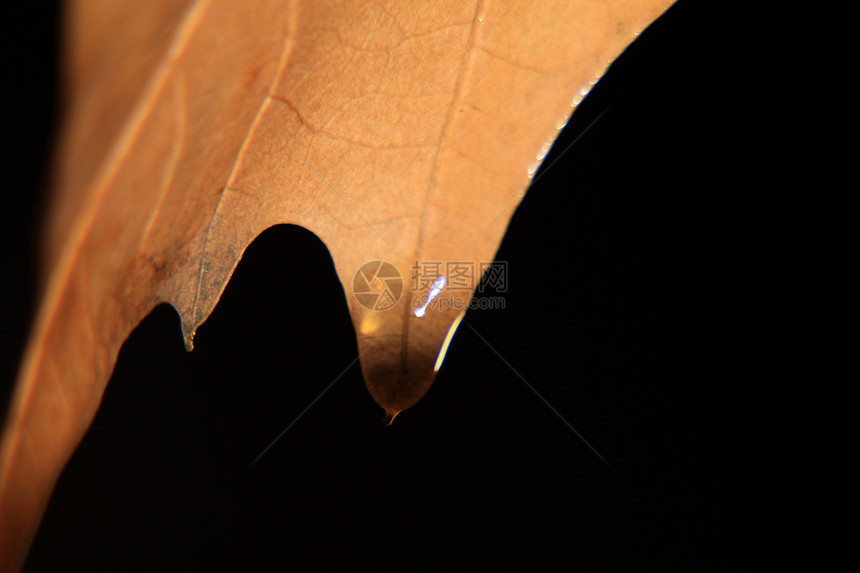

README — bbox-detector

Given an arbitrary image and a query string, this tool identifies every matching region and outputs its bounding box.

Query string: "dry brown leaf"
[0,0,674,570]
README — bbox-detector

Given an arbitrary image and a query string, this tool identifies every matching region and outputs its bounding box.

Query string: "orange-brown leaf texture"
[0,1,674,570]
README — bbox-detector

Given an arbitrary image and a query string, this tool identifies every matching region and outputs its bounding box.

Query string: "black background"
[2,2,786,571]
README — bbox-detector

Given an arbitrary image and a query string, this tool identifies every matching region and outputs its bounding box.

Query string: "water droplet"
[535,139,553,161]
